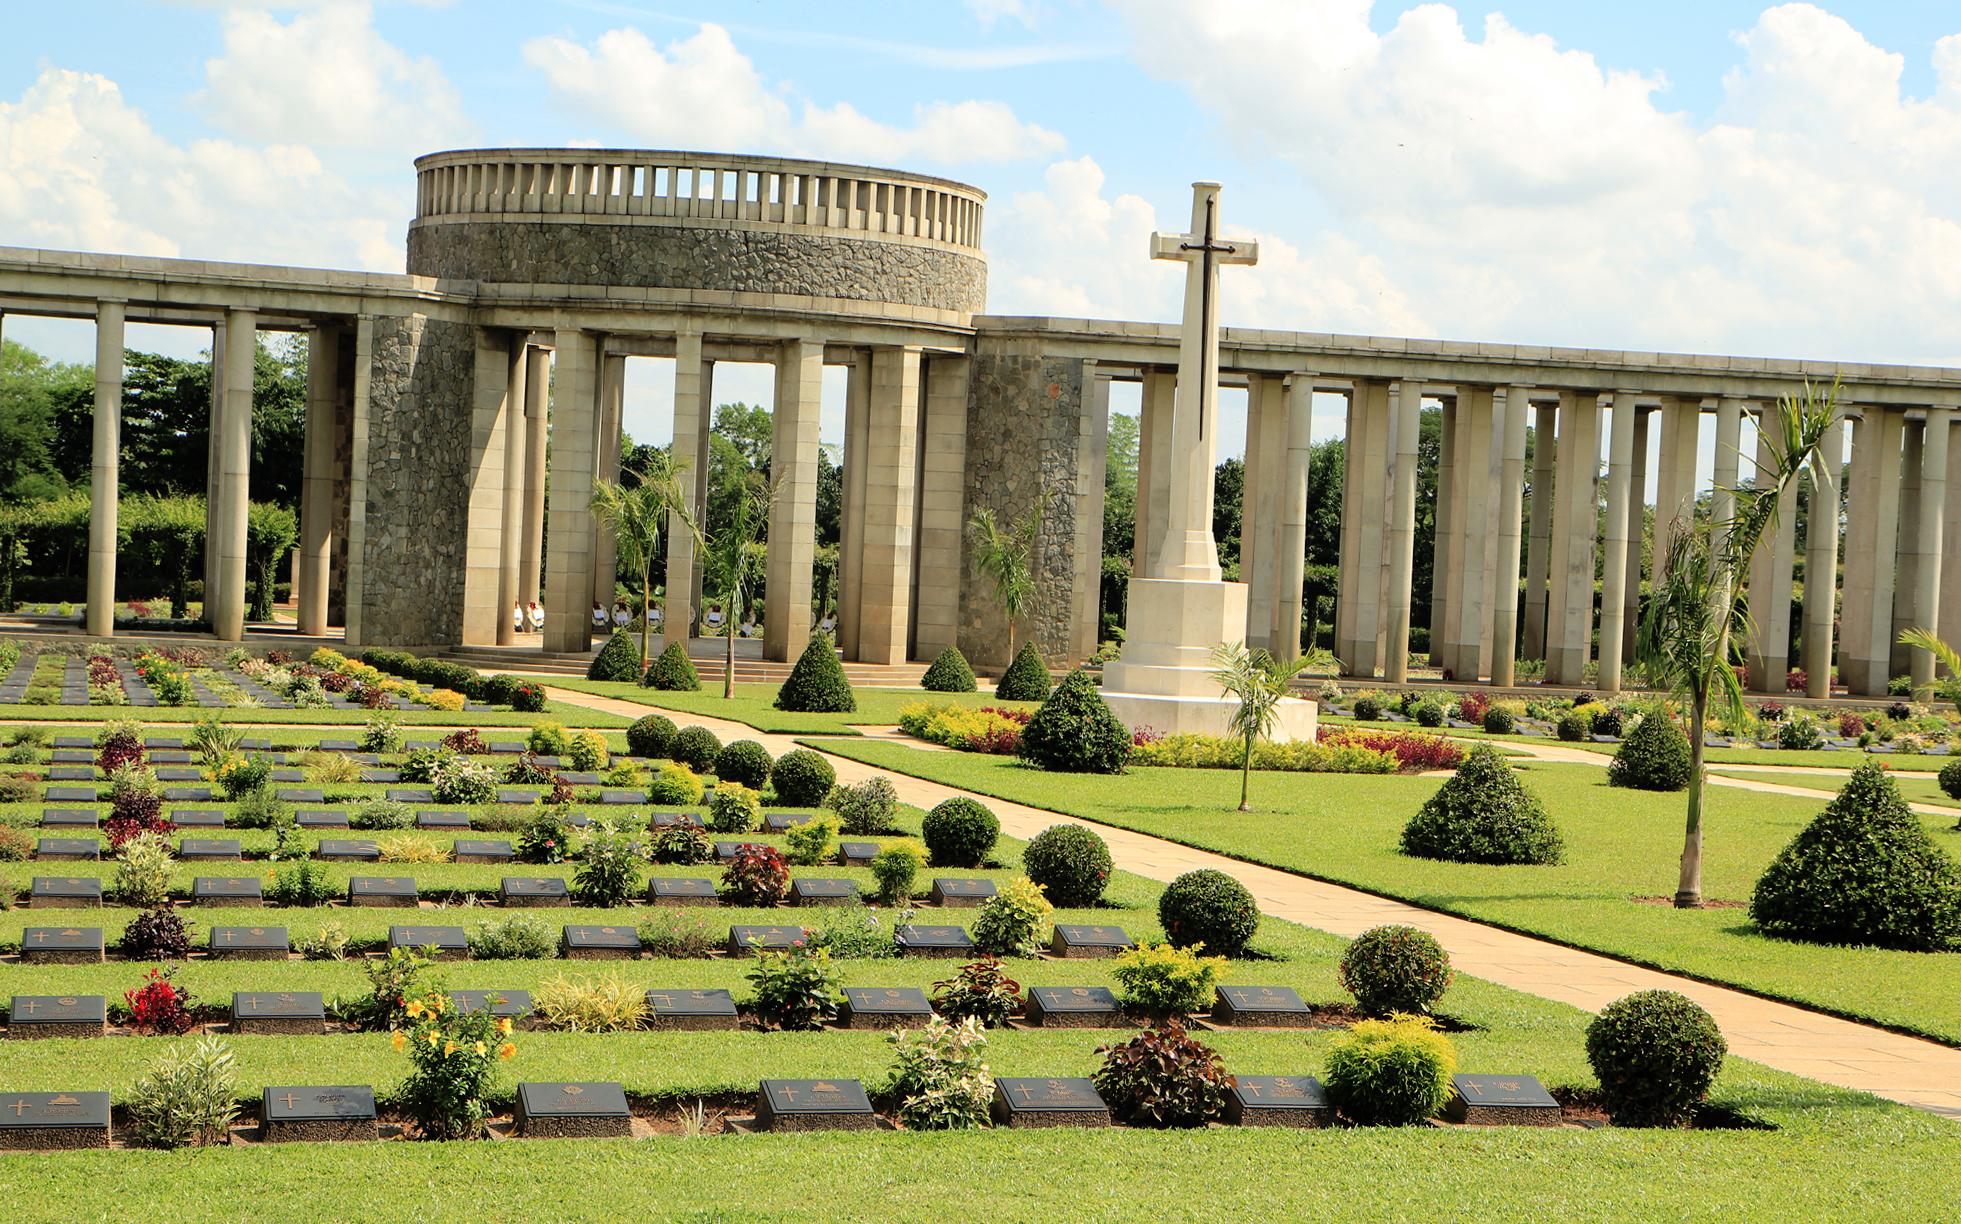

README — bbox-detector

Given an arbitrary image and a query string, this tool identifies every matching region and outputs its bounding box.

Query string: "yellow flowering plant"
[392,989,517,1140]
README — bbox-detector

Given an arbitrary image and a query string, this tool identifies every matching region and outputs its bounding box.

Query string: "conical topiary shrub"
[1400,743,1564,865]
[1749,761,1961,951]
[641,640,701,691]
[586,630,641,682]
[920,645,978,693]
[1017,670,1131,774]
[995,642,1052,702]
[774,631,856,713]
[1606,708,1692,792]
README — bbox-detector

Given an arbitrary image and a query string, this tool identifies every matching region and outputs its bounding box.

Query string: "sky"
[6,0,1961,482]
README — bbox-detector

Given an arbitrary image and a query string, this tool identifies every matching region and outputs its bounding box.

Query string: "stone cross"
[1148,181,1258,581]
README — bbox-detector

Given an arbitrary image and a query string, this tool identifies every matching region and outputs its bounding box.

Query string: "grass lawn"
[0,702,626,727]
[1318,714,1915,770]
[543,679,1040,736]
[817,743,1961,1046]
[1709,768,1961,811]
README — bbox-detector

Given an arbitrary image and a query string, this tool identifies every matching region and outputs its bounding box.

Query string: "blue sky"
[5,0,1959,474]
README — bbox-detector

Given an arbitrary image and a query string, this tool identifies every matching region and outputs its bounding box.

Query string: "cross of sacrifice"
[1149,182,1259,448]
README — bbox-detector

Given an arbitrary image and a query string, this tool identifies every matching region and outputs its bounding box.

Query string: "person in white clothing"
[613,602,630,630]
[512,601,524,633]
[527,602,544,632]
[591,601,607,631]
[649,604,664,629]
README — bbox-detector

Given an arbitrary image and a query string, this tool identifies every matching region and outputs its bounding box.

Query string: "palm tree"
[968,501,1043,658]
[1209,640,1329,812]
[703,471,779,698]
[1637,380,1836,908]
[1897,628,1961,710]
[590,452,697,671]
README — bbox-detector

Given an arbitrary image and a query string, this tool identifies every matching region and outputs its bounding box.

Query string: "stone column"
[203,324,224,611]
[85,299,126,638]
[1383,377,1423,682]
[690,360,716,633]
[1342,380,1390,677]
[1430,398,1455,667]
[1944,418,1961,658]
[1546,392,1599,687]
[1843,407,1903,695]
[1071,366,1111,666]
[1746,401,1785,691]
[1449,388,1497,681]
[1135,371,1175,576]
[1891,421,1924,681]
[1335,389,1362,672]
[1911,407,1952,687]
[1491,386,1532,686]
[342,316,375,648]
[1243,373,1287,654]
[1622,407,1650,664]
[460,330,516,646]
[1597,392,1638,694]
[592,353,626,612]
[1654,397,1701,550]
[495,338,528,646]
[518,346,550,609]
[837,355,870,658]
[858,345,922,666]
[212,308,257,642]
[297,325,339,638]
[1274,372,1315,663]
[662,328,705,650]
[1522,402,1556,661]
[542,328,599,654]
[912,355,970,663]
[764,339,823,662]
[1803,412,1845,700]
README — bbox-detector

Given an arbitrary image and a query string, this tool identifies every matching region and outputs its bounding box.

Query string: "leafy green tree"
[1212,457,1243,579]
[1209,641,1325,811]
[0,340,75,502]
[245,502,297,621]
[704,471,778,698]
[969,501,1043,659]
[591,451,696,669]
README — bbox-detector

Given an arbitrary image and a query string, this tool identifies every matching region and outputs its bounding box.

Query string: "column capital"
[95,297,128,308]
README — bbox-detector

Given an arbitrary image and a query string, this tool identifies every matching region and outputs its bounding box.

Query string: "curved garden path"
[539,685,1961,1120]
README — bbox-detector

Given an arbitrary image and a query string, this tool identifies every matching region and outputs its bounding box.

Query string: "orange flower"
[443,1040,458,1056]
[496,1042,516,1060]
[497,1016,513,1035]
[390,1030,406,1051]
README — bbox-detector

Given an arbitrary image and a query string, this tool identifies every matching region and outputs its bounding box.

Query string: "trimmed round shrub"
[1021,823,1112,908]
[1401,744,1564,866]
[646,762,705,806]
[626,713,678,760]
[774,631,856,712]
[921,797,1000,868]
[511,683,546,714]
[706,782,762,834]
[1413,702,1445,728]
[1338,925,1453,1016]
[1555,710,1592,742]
[1017,671,1132,775]
[642,641,700,692]
[481,674,520,706]
[713,740,773,790]
[1481,706,1516,734]
[1351,695,1384,721]
[669,725,721,773]
[1778,718,1823,751]
[1585,990,1727,1128]
[770,749,836,807]
[1323,1017,1457,1127]
[1749,761,1961,951]
[1939,757,1961,801]
[122,906,194,961]
[586,630,642,682]
[920,646,977,693]
[1157,869,1260,957]
[995,643,1053,702]
[1592,706,1627,738]
[1607,709,1692,791]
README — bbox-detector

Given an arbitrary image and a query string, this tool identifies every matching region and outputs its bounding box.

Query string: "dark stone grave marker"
[556,772,602,786]
[895,924,975,958]
[495,790,539,805]
[454,839,514,864]
[28,877,101,909]
[276,788,324,804]
[163,787,214,802]
[1051,924,1135,959]
[1224,1075,1331,1127]
[649,877,718,907]
[755,1079,876,1132]
[513,1082,632,1139]
[649,812,705,828]
[1211,985,1314,1028]
[714,840,764,861]
[147,751,193,764]
[348,877,419,908]
[451,990,532,1019]
[499,877,569,907]
[209,926,289,960]
[1443,1075,1563,1126]
[790,878,858,907]
[34,838,98,862]
[416,810,470,829]
[230,991,326,1035]
[359,769,401,784]
[838,841,880,867]
[143,738,186,750]
[39,809,99,827]
[839,987,934,1028]
[7,995,107,1040]
[318,740,359,752]
[990,1078,1111,1128]
[48,751,92,764]
[1023,985,1121,1028]
[599,790,646,805]
[261,1086,378,1142]
[561,924,640,960]
[42,788,97,804]
[316,839,380,862]
[192,877,263,906]
[153,768,203,782]
[170,809,226,827]
[46,768,94,782]
[764,812,816,831]
[488,741,525,753]
[296,811,350,829]
[0,1092,111,1149]
[19,927,103,965]
[180,839,243,861]
[644,988,740,1031]
[727,925,803,954]
[388,926,468,960]
[386,789,435,804]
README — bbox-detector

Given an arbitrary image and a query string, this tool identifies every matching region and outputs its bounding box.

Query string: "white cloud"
[0,66,403,270]
[966,0,1033,30]
[1082,0,1961,364]
[522,22,1065,165]
[192,0,465,150]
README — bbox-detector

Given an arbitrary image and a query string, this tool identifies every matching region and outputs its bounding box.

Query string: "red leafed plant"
[97,729,144,774]
[442,729,488,755]
[1457,692,1491,724]
[105,794,175,850]
[721,843,791,907]
[1839,712,1867,738]
[1318,728,1464,771]
[125,964,197,1035]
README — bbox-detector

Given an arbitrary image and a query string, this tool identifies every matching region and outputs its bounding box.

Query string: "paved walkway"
[540,686,1961,1120]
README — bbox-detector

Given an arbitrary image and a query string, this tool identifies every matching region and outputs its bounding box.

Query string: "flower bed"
[1317,728,1464,771]
[1131,733,1398,773]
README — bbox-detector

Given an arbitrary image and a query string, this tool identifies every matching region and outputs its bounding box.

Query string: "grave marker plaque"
[714,841,764,861]
[7,995,107,1041]
[1023,986,1121,1028]
[48,751,92,764]
[837,842,881,867]
[39,809,99,827]
[46,768,95,782]
[597,790,645,806]
[359,769,401,784]
[316,839,380,862]
[513,1082,632,1139]
[51,737,92,749]
[1443,1075,1563,1126]
[143,738,187,750]
[153,769,203,782]
[209,926,289,961]
[754,1079,876,1133]
[990,1078,1111,1129]
[649,812,705,829]
[385,789,435,804]
[28,877,101,909]
[42,787,97,804]
[162,787,214,802]
[895,925,975,959]
[389,926,468,960]
[0,1092,111,1149]
[1211,986,1314,1028]
[499,877,569,907]
[838,987,934,1029]
[454,839,515,864]
[169,809,226,828]
[318,740,359,753]
[495,790,540,806]
[416,811,470,829]
[261,1086,379,1143]
[644,988,740,1032]
[790,878,858,907]
[648,878,718,908]
[147,751,192,764]
[727,925,804,955]
[179,838,242,861]
[34,838,98,862]
[1050,924,1135,959]
[231,992,326,1036]
[348,877,420,908]
[192,876,264,907]
[19,927,103,965]
[561,925,640,960]
[295,810,350,829]
[1224,1075,1331,1127]
[275,788,324,804]
[450,990,533,1021]
[764,812,817,832]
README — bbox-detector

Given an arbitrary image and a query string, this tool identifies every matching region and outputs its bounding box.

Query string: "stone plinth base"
[264,1118,379,1143]
[1101,692,1318,742]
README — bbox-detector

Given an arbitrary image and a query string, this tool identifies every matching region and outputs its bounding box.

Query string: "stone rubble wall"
[408,222,986,316]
